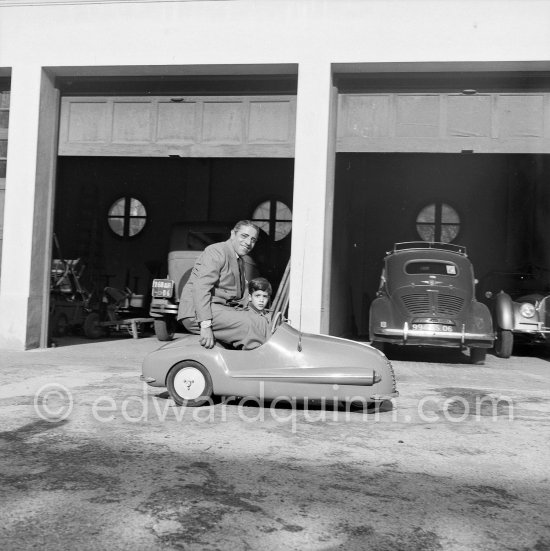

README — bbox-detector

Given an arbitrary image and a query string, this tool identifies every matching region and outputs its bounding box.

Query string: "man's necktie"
[237,257,245,297]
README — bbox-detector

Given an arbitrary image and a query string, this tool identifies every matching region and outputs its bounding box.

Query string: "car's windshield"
[405,261,458,276]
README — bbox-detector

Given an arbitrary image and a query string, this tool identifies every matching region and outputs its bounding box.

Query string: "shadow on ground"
[1,418,548,551]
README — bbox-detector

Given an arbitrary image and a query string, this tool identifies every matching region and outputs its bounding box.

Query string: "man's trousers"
[181,304,269,350]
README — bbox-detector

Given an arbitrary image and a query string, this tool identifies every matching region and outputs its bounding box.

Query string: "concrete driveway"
[0,335,549,551]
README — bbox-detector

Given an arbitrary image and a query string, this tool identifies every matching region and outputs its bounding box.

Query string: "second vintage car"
[481,270,550,358]
[369,242,494,364]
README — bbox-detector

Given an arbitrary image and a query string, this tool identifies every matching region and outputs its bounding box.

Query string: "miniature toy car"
[149,222,258,341]
[481,271,550,358]
[141,318,398,407]
[369,242,494,364]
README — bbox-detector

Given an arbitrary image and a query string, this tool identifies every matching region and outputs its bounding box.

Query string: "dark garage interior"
[330,153,550,337]
[53,156,294,310]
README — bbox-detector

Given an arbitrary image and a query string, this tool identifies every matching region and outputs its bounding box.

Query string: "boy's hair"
[248,277,272,296]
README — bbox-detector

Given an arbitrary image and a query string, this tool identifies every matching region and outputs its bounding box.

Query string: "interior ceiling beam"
[334,71,550,93]
[56,74,298,96]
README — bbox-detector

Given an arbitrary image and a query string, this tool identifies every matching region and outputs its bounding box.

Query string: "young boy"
[229,277,272,350]
[247,277,272,321]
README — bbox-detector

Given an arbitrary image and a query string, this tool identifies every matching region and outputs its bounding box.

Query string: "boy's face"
[249,290,269,311]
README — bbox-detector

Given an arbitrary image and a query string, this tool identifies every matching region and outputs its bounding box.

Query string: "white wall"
[1,0,550,348]
[1,1,550,66]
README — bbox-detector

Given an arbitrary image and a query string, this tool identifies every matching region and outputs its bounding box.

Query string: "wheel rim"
[173,367,206,400]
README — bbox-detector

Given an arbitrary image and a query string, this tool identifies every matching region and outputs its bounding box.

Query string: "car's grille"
[401,293,465,316]
[401,294,430,314]
[437,294,464,315]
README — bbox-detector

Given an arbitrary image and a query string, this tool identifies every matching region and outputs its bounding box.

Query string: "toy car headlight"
[519,303,536,318]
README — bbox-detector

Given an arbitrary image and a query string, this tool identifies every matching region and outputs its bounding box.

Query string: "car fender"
[495,291,514,330]
[142,337,227,388]
[369,296,393,340]
[165,349,232,395]
[466,300,494,335]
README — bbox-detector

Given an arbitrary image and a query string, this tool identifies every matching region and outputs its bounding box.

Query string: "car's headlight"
[519,303,536,318]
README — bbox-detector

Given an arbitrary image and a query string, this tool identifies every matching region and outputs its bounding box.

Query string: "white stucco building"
[1,0,550,350]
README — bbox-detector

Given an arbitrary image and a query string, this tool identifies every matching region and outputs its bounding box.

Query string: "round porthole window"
[416,202,460,243]
[252,200,292,242]
[107,197,147,238]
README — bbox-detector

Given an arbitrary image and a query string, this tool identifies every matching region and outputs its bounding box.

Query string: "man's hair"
[233,220,260,235]
[248,277,272,296]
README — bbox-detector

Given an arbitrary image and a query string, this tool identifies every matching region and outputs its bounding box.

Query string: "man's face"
[249,290,269,311]
[230,225,259,257]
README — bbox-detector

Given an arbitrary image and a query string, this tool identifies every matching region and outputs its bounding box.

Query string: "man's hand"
[199,325,215,349]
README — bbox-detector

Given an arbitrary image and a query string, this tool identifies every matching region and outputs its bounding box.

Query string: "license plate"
[152,279,174,298]
[411,323,453,332]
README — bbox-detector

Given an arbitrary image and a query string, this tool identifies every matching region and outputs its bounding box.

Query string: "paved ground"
[0,334,549,551]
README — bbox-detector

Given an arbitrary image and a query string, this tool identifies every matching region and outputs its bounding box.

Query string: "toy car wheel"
[494,328,513,359]
[167,361,213,407]
[51,312,69,338]
[154,317,175,341]
[469,347,486,365]
[83,312,105,339]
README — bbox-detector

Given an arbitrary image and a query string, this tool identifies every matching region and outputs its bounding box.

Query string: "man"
[177,220,269,350]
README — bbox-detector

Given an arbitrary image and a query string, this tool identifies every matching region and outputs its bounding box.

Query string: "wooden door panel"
[59,95,296,157]
[338,92,550,153]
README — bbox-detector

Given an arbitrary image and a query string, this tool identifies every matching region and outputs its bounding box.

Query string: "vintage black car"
[481,271,550,358]
[369,242,494,364]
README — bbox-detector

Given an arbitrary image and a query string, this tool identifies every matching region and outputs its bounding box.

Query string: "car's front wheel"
[469,347,487,365]
[51,312,69,337]
[494,328,513,359]
[167,361,213,407]
[154,316,176,341]
[83,312,105,339]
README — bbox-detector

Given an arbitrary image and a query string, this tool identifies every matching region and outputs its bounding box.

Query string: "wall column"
[289,61,337,334]
[0,66,58,350]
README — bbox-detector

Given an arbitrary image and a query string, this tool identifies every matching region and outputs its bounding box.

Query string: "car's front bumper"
[373,322,494,347]
[513,322,550,335]
[149,298,178,318]
[511,324,550,344]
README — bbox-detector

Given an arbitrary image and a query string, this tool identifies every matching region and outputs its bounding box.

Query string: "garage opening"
[50,74,296,343]
[331,152,550,338]
[54,156,293,291]
[329,71,550,338]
